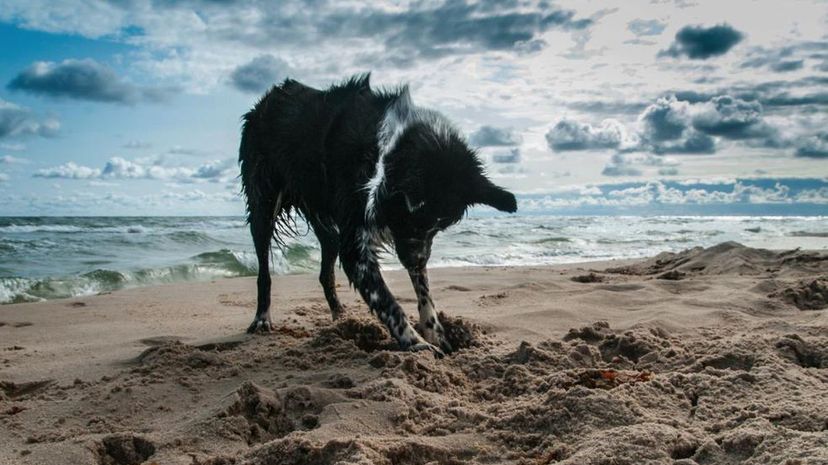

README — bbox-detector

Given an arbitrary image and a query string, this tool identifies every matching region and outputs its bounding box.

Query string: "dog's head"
[371,96,517,270]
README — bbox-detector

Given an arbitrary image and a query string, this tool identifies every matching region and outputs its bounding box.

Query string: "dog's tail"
[238,113,259,220]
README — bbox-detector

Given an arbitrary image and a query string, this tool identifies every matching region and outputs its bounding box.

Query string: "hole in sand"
[96,434,155,465]
[437,312,479,352]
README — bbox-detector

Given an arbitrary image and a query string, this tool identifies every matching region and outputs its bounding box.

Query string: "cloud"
[230,55,292,93]
[601,152,678,177]
[549,92,793,158]
[740,42,823,73]
[123,140,152,149]
[0,173,8,182]
[469,125,522,147]
[0,155,27,164]
[0,142,26,151]
[0,99,60,139]
[690,95,769,139]
[795,133,828,158]
[601,164,642,177]
[7,59,175,104]
[520,179,828,212]
[564,99,649,116]
[315,2,592,60]
[659,24,743,59]
[34,157,236,181]
[650,130,716,154]
[491,148,521,164]
[545,118,637,152]
[769,60,804,72]
[670,77,828,109]
[639,94,779,153]
[639,96,689,142]
[637,96,716,154]
[34,161,101,179]
[627,19,666,37]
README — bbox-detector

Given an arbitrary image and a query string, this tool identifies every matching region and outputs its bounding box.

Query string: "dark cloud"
[652,131,716,154]
[545,119,630,152]
[627,19,666,37]
[601,153,678,178]
[761,92,828,107]
[691,95,769,139]
[236,1,592,62]
[659,24,743,59]
[565,99,649,116]
[0,99,59,139]
[769,59,804,72]
[553,92,793,157]
[230,55,291,93]
[638,97,716,154]
[741,41,825,73]
[7,59,174,104]
[601,161,642,177]
[469,125,522,147]
[491,148,521,164]
[668,76,828,110]
[639,97,687,141]
[795,133,828,158]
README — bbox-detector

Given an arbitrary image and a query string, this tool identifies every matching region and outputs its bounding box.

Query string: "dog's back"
[239,75,391,223]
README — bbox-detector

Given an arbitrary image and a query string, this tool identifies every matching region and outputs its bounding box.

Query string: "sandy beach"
[1,242,826,465]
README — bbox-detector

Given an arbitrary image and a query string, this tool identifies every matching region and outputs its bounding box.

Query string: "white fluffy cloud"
[34,157,236,181]
[546,118,639,152]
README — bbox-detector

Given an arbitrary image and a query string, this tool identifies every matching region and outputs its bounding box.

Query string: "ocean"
[1,214,826,304]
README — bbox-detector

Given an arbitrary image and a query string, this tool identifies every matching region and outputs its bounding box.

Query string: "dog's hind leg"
[310,219,344,320]
[408,267,452,354]
[246,193,280,333]
[339,229,443,357]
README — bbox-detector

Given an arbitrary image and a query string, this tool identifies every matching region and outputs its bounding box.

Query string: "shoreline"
[1,243,826,464]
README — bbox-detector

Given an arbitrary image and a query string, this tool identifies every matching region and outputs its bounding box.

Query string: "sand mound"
[771,277,828,310]
[606,241,827,278]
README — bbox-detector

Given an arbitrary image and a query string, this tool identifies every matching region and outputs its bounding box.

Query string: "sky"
[0,0,825,216]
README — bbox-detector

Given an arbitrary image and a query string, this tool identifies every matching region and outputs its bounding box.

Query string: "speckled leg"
[408,267,452,354]
[340,228,444,358]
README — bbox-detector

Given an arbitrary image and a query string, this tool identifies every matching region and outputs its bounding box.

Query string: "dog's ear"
[472,178,518,213]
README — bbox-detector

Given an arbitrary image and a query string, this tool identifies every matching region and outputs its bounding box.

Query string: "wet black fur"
[239,73,517,356]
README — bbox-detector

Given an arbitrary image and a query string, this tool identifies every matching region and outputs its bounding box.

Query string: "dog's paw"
[407,341,445,359]
[246,317,274,334]
[420,325,454,356]
[330,305,345,321]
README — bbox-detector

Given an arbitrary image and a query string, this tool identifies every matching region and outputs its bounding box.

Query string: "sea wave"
[2,215,827,304]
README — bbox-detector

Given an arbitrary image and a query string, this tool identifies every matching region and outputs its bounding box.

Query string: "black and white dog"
[239,74,517,357]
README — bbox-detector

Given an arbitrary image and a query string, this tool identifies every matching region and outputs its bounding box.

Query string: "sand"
[1,241,826,465]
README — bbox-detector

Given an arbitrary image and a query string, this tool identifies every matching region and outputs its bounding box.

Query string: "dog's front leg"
[340,231,444,357]
[408,267,452,354]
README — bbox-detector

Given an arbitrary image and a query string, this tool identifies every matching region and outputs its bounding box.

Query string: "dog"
[239,74,517,357]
